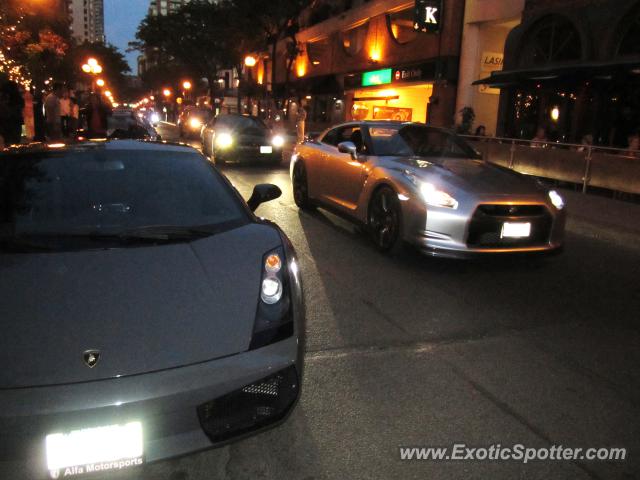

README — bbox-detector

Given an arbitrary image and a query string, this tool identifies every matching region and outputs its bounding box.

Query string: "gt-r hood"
[0,223,282,389]
[397,157,542,196]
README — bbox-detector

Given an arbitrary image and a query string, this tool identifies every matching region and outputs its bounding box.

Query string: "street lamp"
[163,88,171,98]
[81,58,104,91]
[244,55,257,68]
[96,78,105,88]
[182,81,192,90]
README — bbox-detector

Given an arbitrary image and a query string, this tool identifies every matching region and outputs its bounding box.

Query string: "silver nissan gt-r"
[291,121,565,258]
[0,140,303,479]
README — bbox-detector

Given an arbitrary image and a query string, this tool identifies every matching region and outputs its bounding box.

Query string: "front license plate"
[501,222,531,238]
[260,146,273,154]
[46,422,143,478]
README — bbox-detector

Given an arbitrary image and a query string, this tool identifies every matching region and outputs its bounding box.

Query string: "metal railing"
[461,135,640,195]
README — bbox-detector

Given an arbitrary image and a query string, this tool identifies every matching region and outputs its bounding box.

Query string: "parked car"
[291,121,566,258]
[201,114,285,165]
[178,106,213,138]
[0,140,304,479]
[105,109,162,141]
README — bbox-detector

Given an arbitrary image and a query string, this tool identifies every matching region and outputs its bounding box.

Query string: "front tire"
[368,186,402,253]
[292,162,315,211]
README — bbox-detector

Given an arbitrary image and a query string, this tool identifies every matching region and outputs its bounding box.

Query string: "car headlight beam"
[271,135,285,148]
[419,182,459,209]
[189,118,202,129]
[548,190,565,210]
[216,132,233,149]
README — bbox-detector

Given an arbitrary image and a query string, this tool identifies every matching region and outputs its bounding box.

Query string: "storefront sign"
[479,51,503,95]
[414,0,443,34]
[362,68,393,87]
[394,67,423,82]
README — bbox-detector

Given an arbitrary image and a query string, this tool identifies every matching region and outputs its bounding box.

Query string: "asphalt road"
[111,126,640,479]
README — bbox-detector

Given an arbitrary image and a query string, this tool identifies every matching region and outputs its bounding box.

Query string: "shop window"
[520,15,582,66]
[307,38,330,67]
[617,7,640,56]
[341,22,368,56]
[387,8,417,45]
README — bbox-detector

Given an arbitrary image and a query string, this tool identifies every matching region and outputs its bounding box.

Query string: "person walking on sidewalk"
[83,93,111,138]
[59,88,71,138]
[0,80,25,146]
[44,83,63,141]
[296,103,307,144]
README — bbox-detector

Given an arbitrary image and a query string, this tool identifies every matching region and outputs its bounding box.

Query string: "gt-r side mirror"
[338,141,358,160]
[247,183,282,212]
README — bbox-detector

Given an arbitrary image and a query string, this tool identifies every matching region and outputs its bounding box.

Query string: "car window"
[0,149,249,250]
[369,125,478,159]
[215,115,266,132]
[322,126,366,152]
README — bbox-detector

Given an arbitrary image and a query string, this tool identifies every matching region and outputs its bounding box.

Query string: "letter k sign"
[425,6,438,24]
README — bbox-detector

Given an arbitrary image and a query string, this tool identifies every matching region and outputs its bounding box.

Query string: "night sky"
[104,0,149,73]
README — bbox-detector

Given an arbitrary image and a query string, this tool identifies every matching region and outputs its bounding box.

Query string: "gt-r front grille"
[467,204,553,248]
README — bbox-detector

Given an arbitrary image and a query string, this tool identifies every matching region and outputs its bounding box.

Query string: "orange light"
[182,81,192,90]
[265,254,282,273]
[370,49,381,62]
[81,64,92,73]
[163,88,171,97]
[296,63,306,78]
[104,90,112,97]
[87,58,98,67]
[47,143,66,149]
[96,78,105,87]
[244,55,257,67]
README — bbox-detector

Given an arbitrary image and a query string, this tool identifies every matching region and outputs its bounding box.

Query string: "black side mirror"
[247,184,282,212]
[338,141,358,160]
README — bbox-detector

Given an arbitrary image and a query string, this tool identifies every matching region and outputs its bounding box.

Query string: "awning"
[474,59,640,87]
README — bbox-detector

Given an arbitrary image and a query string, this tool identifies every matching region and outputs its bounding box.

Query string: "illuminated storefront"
[344,58,457,124]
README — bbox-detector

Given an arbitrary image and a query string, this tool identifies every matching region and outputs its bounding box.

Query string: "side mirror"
[247,183,282,212]
[338,141,358,160]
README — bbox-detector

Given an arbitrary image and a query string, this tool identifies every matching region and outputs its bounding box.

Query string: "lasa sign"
[414,0,443,34]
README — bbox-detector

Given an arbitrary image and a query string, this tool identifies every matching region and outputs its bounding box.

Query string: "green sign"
[362,68,393,87]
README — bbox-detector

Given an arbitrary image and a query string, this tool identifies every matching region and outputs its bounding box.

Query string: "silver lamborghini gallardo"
[290,122,565,258]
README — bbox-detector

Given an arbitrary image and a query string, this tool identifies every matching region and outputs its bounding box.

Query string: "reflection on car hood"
[393,156,542,195]
[0,223,282,389]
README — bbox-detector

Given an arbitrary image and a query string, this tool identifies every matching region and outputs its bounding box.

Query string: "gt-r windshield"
[368,125,480,160]
[0,148,248,251]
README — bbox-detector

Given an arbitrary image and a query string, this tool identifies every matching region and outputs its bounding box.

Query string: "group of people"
[0,80,25,148]
[44,84,111,141]
[531,126,640,157]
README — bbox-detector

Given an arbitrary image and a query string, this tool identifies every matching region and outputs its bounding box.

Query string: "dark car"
[0,140,304,479]
[178,106,213,138]
[201,114,286,166]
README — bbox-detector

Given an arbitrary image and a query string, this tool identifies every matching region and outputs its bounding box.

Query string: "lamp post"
[182,81,192,101]
[81,58,103,91]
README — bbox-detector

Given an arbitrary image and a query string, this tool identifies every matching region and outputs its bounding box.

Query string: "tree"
[232,0,309,99]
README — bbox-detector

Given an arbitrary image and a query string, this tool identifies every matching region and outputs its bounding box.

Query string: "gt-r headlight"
[216,132,233,149]
[250,248,293,350]
[189,117,202,129]
[271,135,285,148]
[419,183,459,209]
[548,190,565,210]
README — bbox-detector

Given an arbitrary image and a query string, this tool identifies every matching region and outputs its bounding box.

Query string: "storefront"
[344,57,457,125]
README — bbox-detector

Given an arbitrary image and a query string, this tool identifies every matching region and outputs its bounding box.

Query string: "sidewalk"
[561,188,640,246]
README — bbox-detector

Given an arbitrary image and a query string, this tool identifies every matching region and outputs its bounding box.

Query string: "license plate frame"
[501,222,532,238]
[46,422,144,478]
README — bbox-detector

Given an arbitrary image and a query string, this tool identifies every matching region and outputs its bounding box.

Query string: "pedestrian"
[576,134,593,152]
[531,126,548,148]
[69,96,80,138]
[474,125,487,137]
[0,80,25,146]
[83,93,111,138]
[622,133,640,158]
[59,87,71,138]
[296,102,307,144]
[44,83,63,141]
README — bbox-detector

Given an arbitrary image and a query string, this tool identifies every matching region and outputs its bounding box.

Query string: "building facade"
[148,0,191,16]
[267,0,465,130]
[69,0,105,44]
[477,0,640,146]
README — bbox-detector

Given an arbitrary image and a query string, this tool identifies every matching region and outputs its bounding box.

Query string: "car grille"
[467,204,553,248]
[197,366,298,443]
